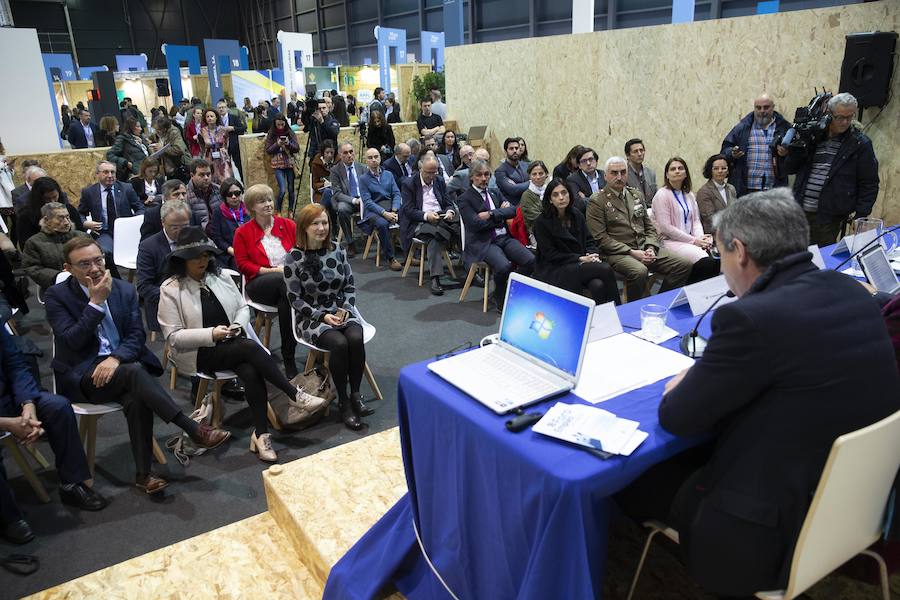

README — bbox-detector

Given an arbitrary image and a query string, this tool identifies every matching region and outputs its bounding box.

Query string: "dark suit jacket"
[67,121,103,149]
[130,176,166,205]
[658,252,900,596]
[139,204,202,241]
[45,276,163,403]
[383,156,412,186]
[221,109,247,175]
[11,184,29,209]
[566,169,606,202]
[78,181,144,232]
[457,186,515,266]
[135,231,174,331]
[0,328,41,414]
[399,175,452,251]
[532,210,597,288]
[329,161,367,208]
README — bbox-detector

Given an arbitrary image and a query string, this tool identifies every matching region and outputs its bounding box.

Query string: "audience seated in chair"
[586,157,691,300]
[137,200,192,333]
[129,157,165,207]
[383,142,413,187]
[518,161,549,244]
[45,237,230,495]
[494,137,529,206]
[157,227,321,463]
[328,142,366,257]
[695,154,737,236]
[16,177,83,251]
[77,160,144,254]
[184,158,222,231]
[533,179,619,306]
[140,179,202,241]
[399,155,459,295]
[22,202,90,294]
[0,327,109,538]
[285,204,370,431]
[458,159,535,310]
[208,178,251,270]
[359,147,403,271]
[233,184,299,377]
[566,147,605,211]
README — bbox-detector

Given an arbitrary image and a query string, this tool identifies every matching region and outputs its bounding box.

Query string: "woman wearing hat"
[157,227,327,462]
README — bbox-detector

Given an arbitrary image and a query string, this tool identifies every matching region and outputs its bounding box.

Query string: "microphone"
[679,291,735,358]
[834,225,900,271]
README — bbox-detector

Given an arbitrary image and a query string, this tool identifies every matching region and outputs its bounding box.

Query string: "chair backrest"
[459,213,467,252]
[113,214,144,268]
[783,408,900,598]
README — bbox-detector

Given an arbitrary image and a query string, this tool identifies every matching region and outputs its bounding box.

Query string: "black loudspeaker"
[839,31,898,109]
[155,77,170,97]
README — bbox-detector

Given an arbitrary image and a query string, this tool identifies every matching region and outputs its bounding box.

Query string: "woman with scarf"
[107,117,152,180]
[518,161,549,243]
[264,114,300,214]
[209,177,251,270]
[199,108,233,184]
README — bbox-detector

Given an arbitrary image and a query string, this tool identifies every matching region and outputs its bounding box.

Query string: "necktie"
[100,304,120,352]
[104,187,117,232]
[348,166,359,197]
[482,190,497,240]
[402,163,409,177]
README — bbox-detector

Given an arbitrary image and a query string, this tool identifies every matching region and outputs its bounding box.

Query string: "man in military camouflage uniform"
[586,157,691,300]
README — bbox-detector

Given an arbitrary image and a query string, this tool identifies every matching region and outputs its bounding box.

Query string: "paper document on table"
[148,143,171,160]
[574,333,695,404]
[533,402,646,455]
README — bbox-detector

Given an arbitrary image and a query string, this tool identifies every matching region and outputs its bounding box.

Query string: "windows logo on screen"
[529,312,554,340]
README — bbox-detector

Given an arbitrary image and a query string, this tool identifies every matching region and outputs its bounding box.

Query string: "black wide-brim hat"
[168,226,221,262]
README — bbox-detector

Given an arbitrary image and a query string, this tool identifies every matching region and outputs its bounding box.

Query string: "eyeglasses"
[579,157,597,165]
[225,190,242,197]
[73,256,105,270]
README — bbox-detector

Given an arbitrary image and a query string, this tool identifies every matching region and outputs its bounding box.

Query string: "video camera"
[300,93,320,131]
[773,90,833,152]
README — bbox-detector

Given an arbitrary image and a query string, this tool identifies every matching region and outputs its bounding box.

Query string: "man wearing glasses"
[566,147,606,213]
[785,92,880,247]
[720,93,791,197]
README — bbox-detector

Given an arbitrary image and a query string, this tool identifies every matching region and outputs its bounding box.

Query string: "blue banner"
[672,0,695,23]
[115,54,148,72]
[41,54,77,148]
[375,27,407,91]
[443,0,464,47]
[162,44,202,104]
[757,0,780,14]
[421,31,445,72]
[203,39,248,104]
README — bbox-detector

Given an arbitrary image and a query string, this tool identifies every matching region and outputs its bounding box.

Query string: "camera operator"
[303,98,340,165]
[720,93,791,197]
[785,92,880,247]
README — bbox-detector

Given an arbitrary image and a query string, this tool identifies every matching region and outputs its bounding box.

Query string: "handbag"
[165,393,214,466]
[268,366,335,428]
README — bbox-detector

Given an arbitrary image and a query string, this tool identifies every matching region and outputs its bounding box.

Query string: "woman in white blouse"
[695,154,737,235]
[651,157,719,283]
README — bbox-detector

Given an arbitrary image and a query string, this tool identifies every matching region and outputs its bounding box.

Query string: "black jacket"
[659,252,900,596]
[399,175,452,252]
[786,127,880,221]
[720,111,791,197]
[532,210,596,287]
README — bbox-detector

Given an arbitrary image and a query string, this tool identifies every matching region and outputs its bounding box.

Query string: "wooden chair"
[456,217,491,312]
[0,432,51,503]
[362,223,401,268]
[402,237,456,286]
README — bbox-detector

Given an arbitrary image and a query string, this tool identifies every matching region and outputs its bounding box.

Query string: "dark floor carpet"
[3,256,897,599]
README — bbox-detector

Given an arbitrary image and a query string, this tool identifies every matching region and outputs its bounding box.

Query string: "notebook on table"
[428,273,596,414]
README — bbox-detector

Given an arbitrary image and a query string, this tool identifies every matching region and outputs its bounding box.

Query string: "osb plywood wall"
[446,2,900,224]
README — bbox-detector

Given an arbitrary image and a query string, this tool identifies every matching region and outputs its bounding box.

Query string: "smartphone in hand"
[334,308,349,323]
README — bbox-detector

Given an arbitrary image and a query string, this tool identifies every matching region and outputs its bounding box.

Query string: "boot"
[340,398,363,430]
[350,392,374,417]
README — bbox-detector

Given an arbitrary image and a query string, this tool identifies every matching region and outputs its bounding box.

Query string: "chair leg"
[375,236,381,268]
[304,349,321,371]
[25,446,51,470]
[418,244,426,287]
[212,380,225,428]
[2,437,50,504]
[267,402,282,431]
[444,250,456,279]
[83,415,99,478]
[364,361,383,401]
[459,264,477,302]
[152,438,167,465]
[336,227,344,244]
[263,315,273,348]
[254,312,264,336]
[195,378,211,410]
[859,549,891,600]
[169,364,178,390]
[162,342,170,368]
[626,527,664,600]
[363,234,374,260]
[482,266,491,313]
[401,244,415,278]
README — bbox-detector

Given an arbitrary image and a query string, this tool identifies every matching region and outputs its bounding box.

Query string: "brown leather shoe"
[135,474,168,494]
[192,423,231,450]
[389,258,402,271]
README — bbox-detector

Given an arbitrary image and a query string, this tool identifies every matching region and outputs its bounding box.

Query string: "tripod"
[291,128,313,220]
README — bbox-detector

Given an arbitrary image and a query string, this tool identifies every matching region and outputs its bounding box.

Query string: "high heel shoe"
[340,399,363,431]
[349,392,374,417]
[249,431,277,462]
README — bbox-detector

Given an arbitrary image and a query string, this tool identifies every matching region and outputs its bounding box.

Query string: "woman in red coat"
[233,184,299,376]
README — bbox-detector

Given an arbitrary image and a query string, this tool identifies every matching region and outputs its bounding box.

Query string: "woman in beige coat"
[157,227,326,462]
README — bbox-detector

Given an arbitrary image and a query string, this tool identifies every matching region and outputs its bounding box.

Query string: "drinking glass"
[640,304,668,340]
[851,218,898,269]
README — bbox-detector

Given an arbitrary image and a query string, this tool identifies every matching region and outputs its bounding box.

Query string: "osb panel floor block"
[263,427,407,587]
[25,512,322,600]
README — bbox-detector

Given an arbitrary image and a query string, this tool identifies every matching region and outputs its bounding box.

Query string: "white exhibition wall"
[0,28,62,154]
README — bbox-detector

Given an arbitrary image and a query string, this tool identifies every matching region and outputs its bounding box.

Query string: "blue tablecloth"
[325,247,848,600]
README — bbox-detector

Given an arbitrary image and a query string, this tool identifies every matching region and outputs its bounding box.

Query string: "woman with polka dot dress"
[285,204,371,430]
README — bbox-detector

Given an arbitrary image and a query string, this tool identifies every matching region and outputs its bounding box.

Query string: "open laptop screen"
[499,276,592,378]
[859,244,900,294]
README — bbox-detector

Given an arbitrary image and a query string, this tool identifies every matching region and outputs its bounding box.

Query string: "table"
[324,248,847,600]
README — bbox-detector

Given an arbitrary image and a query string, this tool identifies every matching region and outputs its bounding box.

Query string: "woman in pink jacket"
[651,157,719,284]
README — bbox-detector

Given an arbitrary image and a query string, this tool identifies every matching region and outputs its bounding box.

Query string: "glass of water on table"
[640,304,668,341]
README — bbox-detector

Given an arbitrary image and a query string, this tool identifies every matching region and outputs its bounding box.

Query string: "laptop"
[428,273,596,414]
[859,244,900,294]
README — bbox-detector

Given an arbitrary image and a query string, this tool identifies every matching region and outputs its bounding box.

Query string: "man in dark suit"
[67,109,102,149]
[11,162,42,209]
[628,189,900,597]
[78,160,144,254]
[458,159,534,309]
[216,100,247,179]
[45,237,230,494]
[329,142,367,256]
[400,156,458,295]
[140,180,201,241]
[0,328,108,523]
[566,147,605,210]
[383,142,412,185]
[136,200,191,332]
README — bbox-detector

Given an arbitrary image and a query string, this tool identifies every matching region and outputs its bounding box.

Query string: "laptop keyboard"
[466,349,563,407]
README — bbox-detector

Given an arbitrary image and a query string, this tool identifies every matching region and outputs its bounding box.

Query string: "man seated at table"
[45,237,231,494]
[359,147,403,271]
[624,188,900,598]
[140,179,202,241]
[400,156,458,295]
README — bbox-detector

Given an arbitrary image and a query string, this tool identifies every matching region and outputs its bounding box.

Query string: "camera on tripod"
[773,90,833,152]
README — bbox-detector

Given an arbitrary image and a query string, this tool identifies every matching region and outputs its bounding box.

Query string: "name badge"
[211,151,221,159]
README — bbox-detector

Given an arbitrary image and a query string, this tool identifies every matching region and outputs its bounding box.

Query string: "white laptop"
[427,273,596,414]
[859,244,900,294]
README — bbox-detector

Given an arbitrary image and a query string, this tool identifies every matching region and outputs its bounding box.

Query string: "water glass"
[640,304,668,340]
[850,218,898,269]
